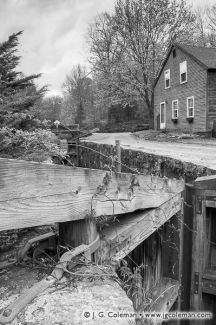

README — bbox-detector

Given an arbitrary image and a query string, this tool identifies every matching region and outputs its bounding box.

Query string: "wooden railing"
[0,157,184,232]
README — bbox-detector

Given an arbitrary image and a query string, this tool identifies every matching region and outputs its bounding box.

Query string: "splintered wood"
[0,158,184,231]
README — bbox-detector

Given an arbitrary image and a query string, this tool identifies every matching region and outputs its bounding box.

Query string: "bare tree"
[62,65,95,127]
[193,6,216,47]
[88,0,196,121]
[206,5,216,46]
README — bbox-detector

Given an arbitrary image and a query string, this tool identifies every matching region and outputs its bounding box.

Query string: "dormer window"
[180,61,187,84]
[164,69,170,89]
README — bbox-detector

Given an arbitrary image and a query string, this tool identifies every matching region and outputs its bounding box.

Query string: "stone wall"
[79,141,216,182]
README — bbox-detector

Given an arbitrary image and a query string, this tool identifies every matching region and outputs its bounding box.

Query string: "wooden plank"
[115,140,121,172]
[190,179,216,316]
[190,198,206,311]
[97,193,182,263]
[195,175,216,190]
[146,277,179,312]
[59,219,98,247]
[202,271,216,295]
[178,197,184,312]
[202,279,216,295]
[205,200,216,208]
[180,183,194,311]
[0,158,184,231]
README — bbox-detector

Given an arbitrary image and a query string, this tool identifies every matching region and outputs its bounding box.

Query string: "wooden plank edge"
[147,279,179,312]
[105,193,182,262]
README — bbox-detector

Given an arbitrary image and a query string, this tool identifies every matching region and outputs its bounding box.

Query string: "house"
[154,43,216,132]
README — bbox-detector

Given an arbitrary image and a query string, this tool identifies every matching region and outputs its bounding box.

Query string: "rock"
[1,266,135,325]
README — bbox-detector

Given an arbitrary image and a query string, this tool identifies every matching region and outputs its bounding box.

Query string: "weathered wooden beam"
[194,175,216,190]
[180,183,194,312]
[137,278,179,324]
[146,278,179,313]
[190,179,206,311]
[59,218,98,250]
[147,277,179,313]
[0,158,184,231]
[205,200,216,208]
[115,139,121,172]
[96,193,182,263]
[202,271,216,296]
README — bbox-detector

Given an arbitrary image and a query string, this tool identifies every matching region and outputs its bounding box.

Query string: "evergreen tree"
[0,31,47,127]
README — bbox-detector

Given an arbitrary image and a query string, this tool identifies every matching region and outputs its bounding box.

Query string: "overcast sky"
[0,0,212,96]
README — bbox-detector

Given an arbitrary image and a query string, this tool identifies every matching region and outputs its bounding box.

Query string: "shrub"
[0,127,66,163]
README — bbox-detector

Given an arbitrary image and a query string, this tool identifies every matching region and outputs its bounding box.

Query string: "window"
[187,96,194,118]
[173,49,176,58]
[172,100,178,119]
[164,69,170,89]
[180,61,187,84]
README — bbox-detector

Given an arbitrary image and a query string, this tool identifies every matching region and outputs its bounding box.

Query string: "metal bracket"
[194,272,199,294]
[196,197,203,214]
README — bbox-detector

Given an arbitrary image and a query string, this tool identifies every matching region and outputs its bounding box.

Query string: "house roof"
[154,43,216,88]
[176,43,216,69]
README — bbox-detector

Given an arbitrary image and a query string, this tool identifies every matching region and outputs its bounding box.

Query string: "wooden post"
[115,140,121,172]
[190,176,216,324]
[177,208,184,315]
[179,183,194,312]
[59,218,98,261]
[59,219,97,246]
[190,187,205,312]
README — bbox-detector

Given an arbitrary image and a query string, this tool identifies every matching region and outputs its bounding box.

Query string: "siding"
[207,70,216,129]
[154,47,208,132]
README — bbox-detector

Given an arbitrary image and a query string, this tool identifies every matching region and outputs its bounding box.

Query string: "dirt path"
[83,132,216,170]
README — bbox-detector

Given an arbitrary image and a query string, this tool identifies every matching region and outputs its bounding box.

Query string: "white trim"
[187,96,194,118]
[164,69,170,89]
[160,102,166,129]
[172,99,179,119]
[180,61,187,84]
